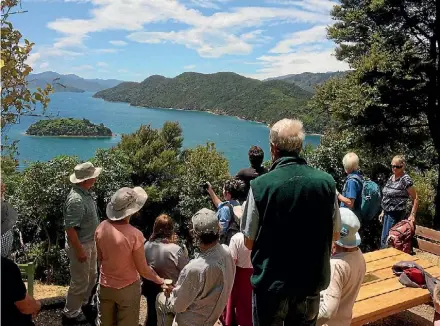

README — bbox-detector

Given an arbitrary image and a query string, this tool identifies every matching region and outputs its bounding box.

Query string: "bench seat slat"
[357,265,440,302]
[363,248,403,263]
[415,226,440,243]
[352,286,433,326]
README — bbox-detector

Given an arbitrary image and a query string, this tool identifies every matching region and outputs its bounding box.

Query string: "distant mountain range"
[94,72,330,133]
[28,71,124,93]
[267,71,347,93]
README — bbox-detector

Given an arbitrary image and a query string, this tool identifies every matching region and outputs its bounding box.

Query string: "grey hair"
[342,152,359,172]
[269,119,305,153]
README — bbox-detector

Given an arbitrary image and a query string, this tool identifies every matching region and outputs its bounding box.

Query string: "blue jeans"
[381,211,406,248]
[252,290,319,326]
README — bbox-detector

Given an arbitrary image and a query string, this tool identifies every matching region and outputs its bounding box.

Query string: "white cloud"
[26,52,41,67]
[97,62,108,67]
[118,69,128,73]
[245,48,349,80]
[47,0,330,59]
[189,0,224,9]
[266,0,338,13]
[128,29,252,58]
[94,48,119,53]
[39,62,50,69]
[184,64,196,69]
[270,25,328,53]
[109,40,127,46]
[72,64,95,71]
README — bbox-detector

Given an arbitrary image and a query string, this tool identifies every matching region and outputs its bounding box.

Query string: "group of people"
[1,117,424,326]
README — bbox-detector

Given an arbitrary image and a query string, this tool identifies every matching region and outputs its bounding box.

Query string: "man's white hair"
[342,152,359,171]
[269,119,305,153]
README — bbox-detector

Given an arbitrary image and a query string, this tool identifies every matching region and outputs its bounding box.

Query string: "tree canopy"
[310,0,439,225]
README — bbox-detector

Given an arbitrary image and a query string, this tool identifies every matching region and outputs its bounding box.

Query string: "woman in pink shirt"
[95,187,165,326]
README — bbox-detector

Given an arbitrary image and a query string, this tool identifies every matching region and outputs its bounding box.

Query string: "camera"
[199,181,210,193]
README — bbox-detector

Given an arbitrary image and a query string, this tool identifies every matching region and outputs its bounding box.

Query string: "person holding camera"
[205,179,246,245]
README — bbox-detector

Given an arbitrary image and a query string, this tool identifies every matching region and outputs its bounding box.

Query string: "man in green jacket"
[241,119,339,326]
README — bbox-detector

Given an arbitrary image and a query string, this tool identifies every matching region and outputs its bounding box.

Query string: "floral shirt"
[381,173,413,212]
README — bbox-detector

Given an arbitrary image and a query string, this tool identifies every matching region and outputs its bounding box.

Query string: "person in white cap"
[95,187,165,326]
[317,207,366,326]
[157,208,235,326]
[63,162,102,324]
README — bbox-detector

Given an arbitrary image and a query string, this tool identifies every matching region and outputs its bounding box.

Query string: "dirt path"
[33,249,439,325]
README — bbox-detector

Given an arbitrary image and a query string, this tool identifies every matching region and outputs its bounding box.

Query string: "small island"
[26,118,113,137]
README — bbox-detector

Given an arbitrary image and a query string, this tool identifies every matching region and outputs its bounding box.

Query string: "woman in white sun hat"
[95,187,166,326]
[317,207,366,326]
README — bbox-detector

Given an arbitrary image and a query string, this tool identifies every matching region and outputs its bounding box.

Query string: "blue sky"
[16,0,349,81]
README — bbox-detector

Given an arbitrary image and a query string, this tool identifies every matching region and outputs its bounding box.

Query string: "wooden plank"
[415,226,440,242]
[363,259,434,284]
[417,238,440,256]
[366,253,415,273]
[352,286,432,326]
[363,248,403,263]
[357,265,440,302]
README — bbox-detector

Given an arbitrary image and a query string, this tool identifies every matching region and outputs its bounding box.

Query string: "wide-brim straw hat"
[106,187,148,221]
[70,162,102,184]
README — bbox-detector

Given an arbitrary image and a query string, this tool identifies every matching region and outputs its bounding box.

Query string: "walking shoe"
[62,312,89,325]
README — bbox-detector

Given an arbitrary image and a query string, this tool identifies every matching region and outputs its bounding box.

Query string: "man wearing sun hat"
[156,208,235,326]
[317,208,366,326]
[63,162,102,325]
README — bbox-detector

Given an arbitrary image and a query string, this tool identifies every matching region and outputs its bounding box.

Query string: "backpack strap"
[347,174,363,185]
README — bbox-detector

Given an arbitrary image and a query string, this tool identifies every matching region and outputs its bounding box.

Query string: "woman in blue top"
[380,155,418,248]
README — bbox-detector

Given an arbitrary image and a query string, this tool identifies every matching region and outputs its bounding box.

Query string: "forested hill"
[26,118,112,137]
[93,72,327,133]
[268,71,347,93]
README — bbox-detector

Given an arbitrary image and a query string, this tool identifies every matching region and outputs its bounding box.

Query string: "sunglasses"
[391,165,403,169]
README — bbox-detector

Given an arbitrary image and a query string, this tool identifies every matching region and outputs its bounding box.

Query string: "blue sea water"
[5,92,321,174]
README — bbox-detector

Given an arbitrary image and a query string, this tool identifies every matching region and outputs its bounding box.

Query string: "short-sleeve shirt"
[229,232,252,269]
[95,220,145,289]
[217,200,240,235]
[341,172,363,214]
[382,173,414,212]
[64,185,99,244]
[144,240,189,284]
[1,257,34,326]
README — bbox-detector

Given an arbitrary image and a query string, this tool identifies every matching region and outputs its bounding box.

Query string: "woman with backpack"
[380,155,418,248]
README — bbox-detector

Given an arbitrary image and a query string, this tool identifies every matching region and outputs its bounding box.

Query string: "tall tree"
[1,0,52,158]
[324,0,439,226]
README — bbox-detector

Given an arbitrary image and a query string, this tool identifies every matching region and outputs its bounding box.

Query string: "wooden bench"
[18,262,35,297]
[352,248,440,325]
[415,225,440,256]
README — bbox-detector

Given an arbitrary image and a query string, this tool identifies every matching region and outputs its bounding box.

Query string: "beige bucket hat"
[70,162,102,184]
[106,187,148,221]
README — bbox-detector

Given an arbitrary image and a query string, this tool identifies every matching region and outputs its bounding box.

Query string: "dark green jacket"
[250,155,336,295]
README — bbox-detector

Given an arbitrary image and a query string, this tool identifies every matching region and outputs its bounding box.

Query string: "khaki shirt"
[64,185,99,244]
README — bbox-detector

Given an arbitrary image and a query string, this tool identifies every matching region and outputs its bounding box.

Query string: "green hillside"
[269,71,347,93]
[26,118,112,137]
[94,72,327,132]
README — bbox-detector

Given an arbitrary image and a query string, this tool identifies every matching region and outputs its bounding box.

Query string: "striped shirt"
[381,174,413,212]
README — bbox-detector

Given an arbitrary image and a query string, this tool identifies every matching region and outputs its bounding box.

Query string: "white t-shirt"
[228,232,252,269]
[317,249,366,326]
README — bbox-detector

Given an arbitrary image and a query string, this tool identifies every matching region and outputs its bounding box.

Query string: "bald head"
[269,119,305,157]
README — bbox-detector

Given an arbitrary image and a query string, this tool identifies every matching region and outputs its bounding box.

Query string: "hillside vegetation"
[269,71,347,93]
[94,72,327,132]
[26,118,112,137]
